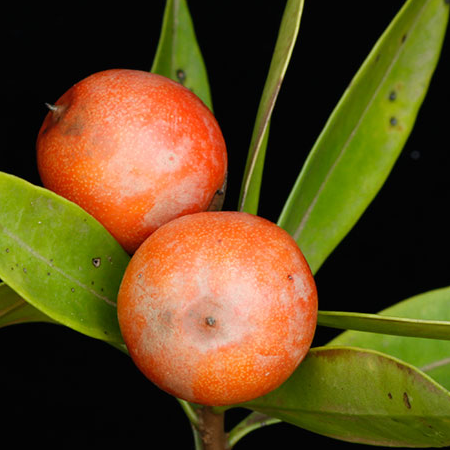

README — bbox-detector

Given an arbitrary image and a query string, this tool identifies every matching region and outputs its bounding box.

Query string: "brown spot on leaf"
[403,392,411,409]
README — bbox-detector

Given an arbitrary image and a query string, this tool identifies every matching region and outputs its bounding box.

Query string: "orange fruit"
[36,69,227,254]
[117,211,318,406]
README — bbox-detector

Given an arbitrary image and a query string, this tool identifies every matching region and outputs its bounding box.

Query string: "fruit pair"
[37,69,318,406]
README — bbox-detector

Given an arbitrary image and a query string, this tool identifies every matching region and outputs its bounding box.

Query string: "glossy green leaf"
[0,282,56,327]
[239,0,304,214]
[318,309,450,340]
[0,172,130,343]
[151,0,213,111]
[243,347,450,447]
[329,286,450,391]
[278,0,449,274]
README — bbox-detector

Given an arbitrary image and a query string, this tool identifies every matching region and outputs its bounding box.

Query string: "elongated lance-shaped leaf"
[329,286,450,391]
[0,172,130,343]
[151,0,213,111]
[318,310,450,340]
[238,0,304,214]
[0,282,56,327]
[278,0,449,274]
[242,347,450,447]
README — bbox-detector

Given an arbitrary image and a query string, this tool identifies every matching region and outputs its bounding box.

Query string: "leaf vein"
[1,224,117,307]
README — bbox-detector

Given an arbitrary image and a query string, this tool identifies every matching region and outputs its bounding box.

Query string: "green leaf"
[151,0,213,111]
[239,0,304,214]
[318,309,450,340]
[328,286,450,391]
[0,172,130,343]
[243,346,450,447]
[0,282,56,327]
[277,0,449,274]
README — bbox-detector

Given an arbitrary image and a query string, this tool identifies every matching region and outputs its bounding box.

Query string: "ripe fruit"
[36,69,227,254]
[117,211,318,406]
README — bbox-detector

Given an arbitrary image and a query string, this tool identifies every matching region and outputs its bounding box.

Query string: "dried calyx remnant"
[205,316,216,327]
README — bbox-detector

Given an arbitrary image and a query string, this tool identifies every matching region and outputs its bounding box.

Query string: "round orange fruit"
[117,211,318,406]
[36,69,227,254]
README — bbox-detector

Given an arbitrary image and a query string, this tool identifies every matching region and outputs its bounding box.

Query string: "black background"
[2,1,450,448]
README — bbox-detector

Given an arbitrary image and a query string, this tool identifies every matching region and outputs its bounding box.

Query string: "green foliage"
[243,347,450,447]
[238,0,304,215]
[329,286,450,391]
[150,0,213,110]
[0,172,129,343]
[277,0,449,274]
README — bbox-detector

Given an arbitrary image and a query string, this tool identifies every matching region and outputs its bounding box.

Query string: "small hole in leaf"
[92,257,101,268]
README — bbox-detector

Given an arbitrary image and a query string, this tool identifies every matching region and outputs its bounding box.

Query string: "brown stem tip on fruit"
[44,103,66,122]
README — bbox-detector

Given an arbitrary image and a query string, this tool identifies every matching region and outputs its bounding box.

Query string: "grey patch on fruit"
[205,316,216,327]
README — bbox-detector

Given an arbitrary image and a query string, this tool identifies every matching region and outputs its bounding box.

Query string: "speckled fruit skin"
[36,69,227,254]
[117,211,318,406]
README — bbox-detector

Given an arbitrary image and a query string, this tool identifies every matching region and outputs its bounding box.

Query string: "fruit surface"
[117,211,318,406]
[36,69,227,254]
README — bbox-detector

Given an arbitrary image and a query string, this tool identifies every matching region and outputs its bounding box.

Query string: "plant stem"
[177,398,200,428]
[228,411,281,448]
[197,406,228,450]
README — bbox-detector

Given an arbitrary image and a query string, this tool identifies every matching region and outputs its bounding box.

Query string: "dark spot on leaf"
[176,69,186,84]
[5,248,9,253]
[71,288,75,293]
[91,281,95,285]
[47,272,51,276]
[403,392,411,409]
[390,117,398,126]
[23,268,27,274]
[401,33,407,43]
[389,91,396,101]
[388,392,393,399]
[92,257,101,268]
[205,316,216,327]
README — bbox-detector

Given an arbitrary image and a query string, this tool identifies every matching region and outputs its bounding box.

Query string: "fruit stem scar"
[205,316,216,327]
